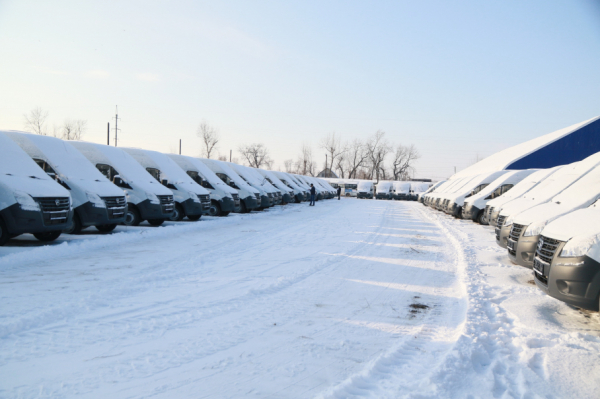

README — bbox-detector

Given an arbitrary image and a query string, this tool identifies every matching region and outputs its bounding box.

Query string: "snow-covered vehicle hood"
[201,159,260,196]
[168,154,238,196]
[542,206,600,245]
[466,170,537,209]
[393,182,411,194]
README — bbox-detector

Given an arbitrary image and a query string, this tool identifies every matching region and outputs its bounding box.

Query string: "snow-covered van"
[419,181,446,203]
[487,167,559,228]
[357,181,374,199]
[4,132,127,234]
[256,170,294,204]
[200,159,260,212]
[443,171,509,217]
[230,163,275,208]
[496,153,600,250]
[392,181,411,200]
[0,132,72,245]
[507,160,600,268]
[375,181,393,199]
[311,177,334,199]
[70,142,174,226]
[409,182,430,201]
[246,167,283,204]
[461,169,537,224]
[295,175,323,201]
[273,171,305,202]
[122,148,211,221]
[168,154,240,216]
[533,200,600,310]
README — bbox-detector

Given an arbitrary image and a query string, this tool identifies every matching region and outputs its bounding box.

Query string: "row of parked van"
[327,180,430,200]
[0,130,337,246]
[420,152,600,311]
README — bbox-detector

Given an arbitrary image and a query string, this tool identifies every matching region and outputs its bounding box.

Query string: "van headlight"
[146,192,160,204]
[190,192,200,203]
[523,221,546,237]
[560,234,600,258]
[14,191,40,211]
[86,191,106,208]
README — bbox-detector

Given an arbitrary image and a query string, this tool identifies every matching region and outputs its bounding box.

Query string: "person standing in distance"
[337,186,341,200]
[309,184,316,206]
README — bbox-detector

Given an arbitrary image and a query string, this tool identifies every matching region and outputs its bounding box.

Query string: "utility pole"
[179,139,181,155]
[230,149,232,162]
[113,106,120,147]
[325,154,328,176]
[107,123,110,145]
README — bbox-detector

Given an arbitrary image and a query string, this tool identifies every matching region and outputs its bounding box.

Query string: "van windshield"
[146,168,161,182]
[217,173,239,189]
[96,164,120,181]
[34,158,57,179]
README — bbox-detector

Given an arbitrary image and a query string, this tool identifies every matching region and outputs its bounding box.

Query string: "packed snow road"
[1,200,599,398]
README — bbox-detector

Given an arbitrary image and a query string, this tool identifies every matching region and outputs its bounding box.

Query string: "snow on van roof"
[376,181,392,190]
[167,155,238,194]
[201,159,259,194]
[357,181,373,190]
[69,141,171,195]
[257,169,292,193]
[452,116,600,179]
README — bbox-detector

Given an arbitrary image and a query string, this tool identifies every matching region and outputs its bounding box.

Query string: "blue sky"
[1,0,599,179]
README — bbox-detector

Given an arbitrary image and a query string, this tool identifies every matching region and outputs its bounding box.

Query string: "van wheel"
[187,214,201,221]
[0,217,9,246]
[124,207,141,226]
[65,213,82,235]
[208,201,222,217]
[477,211,487,225]
[33,231,61,242]
[169,204,185,221]
[148,219,164,226]
[96,224,117,233]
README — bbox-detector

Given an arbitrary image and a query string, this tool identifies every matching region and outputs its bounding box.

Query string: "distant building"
[317,168,338,178]
[410,178,432,182]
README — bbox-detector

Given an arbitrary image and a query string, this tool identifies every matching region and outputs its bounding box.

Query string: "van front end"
[135,194,175,222]
[76,195,127,227]
[506,223,537,268]
[219,194,238,213]
[462,202,485,224]
[495,215,511,248]
[357,191,372,199]
[1,196,73,237]
[534,236,600,311]
[179,193,209,218]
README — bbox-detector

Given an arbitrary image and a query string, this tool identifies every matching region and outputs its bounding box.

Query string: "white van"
[230,163,275,208]
[256,169,294,204]
[497,153,600,251]
[532,200,600,310]
[507,161,600,268]
[244,166,283,204]
[70,142,175,226]
[375,181,393,199]
[200,159,261,212]
[273,171,306,202]
[168,154,240,216]
[310,177,333,199]
[295,175,323,201]
[443,171,509,217]
[420,181,446,204]
[0,132,72,244]
[461,169,537,224]
[357,181,374,199]
[122,148,211,221]
[392,181,411,200]
[4,131,127,233]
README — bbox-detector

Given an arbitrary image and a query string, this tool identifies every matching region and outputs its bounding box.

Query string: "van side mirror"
[113,175,132,189]
[161,179,168,186]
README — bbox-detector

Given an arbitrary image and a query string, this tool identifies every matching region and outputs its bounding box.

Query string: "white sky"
[1,0,599,179]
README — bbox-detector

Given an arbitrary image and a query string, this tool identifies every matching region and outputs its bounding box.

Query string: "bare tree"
[345,138,369,179]
[284,159,294,173]
[391,144,420,180]
[197,121,219,158]
[61,119,87,140]
[23,107,49,135]
[295,142,317,176]
[334,148,347,178]
[238,143,272,168]
[366,130,391,182]
[217,155,227,161]
[320,132,346,175]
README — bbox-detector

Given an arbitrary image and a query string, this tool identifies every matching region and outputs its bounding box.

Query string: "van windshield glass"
[146,168,161,182]
[186,170,203,185]
[33,158,57,179]
[96,164,119,181]
[217,173,239,189]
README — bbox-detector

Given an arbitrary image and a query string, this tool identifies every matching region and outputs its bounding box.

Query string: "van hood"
[542,207,600,242]
[0,175,70,204]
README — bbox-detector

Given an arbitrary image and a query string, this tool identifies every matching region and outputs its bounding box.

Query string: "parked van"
[122,148,211,221]
[507,161,600,268]
[461,169,537,224]
[532,200,600,310]
[496,153,600,250]
[168,154,240,216]
[296,175,323,201]
[275,172,306,202]
[420,181,446,203]
[311,177,334,199]
[70,142,175,226]
[4,132,127,234]
[443,171,509,217]
[392,182,411,200]
[230,163,275,208]
[357,181,374,199]
[0,132,73,244]
[375,181,393,199]
[246,167,283,204]
[201,159,260,212]
[256,170,294,204]
[487,167,559,228]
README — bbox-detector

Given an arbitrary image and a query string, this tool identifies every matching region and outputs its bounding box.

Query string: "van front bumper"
[462,204,483,223]
[281,193,291,204]
[76,201,126,227]
[220,196,236,212]
[357,192,372,199]
[181,199,205,217]
[495,224,511,249]
[507,231,538,268]
[535,253,600,311]
[137,200,174,220]
[1,203,72,235]
[243,196,259,210]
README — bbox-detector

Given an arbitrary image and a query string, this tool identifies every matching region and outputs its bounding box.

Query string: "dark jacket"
[337,187,341,195]
[310,186,316,195]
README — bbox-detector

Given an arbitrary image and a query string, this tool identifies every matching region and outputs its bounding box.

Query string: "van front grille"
[535,235,562,264]
[102,196,127,219]
[509,223,525,242]
[34,197,70,225]
[496,215,506,230]
[255,193,261,201]
[231,193,239,200]
[157,194,174,213]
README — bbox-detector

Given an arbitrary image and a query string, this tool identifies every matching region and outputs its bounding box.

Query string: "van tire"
[96,224,117,233]
[33,231,61,242]
[65,213,82,235]
[124,206,141,226]
[0,217,9,246]
[187,214,201,221]
[169,204,185,221]
[208,201,222,217]
[148,219,164,226]
[477,211,487,225]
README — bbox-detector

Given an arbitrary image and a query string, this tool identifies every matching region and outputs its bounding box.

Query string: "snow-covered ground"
[1,200,599,398]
